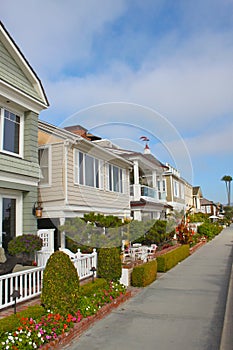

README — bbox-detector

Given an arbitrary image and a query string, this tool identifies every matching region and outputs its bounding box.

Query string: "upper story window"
[173,180,179,198]
[107,164,124,193]
[38,146,51,186]
[0,108,23,157]
[74,150,102,189]
[162,180,166,192]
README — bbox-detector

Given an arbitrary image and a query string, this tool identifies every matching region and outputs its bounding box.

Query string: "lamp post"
[90,266,96,283]
[10,289,21,314]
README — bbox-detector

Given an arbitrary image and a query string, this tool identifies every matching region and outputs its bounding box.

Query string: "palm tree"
[221,175,232,206]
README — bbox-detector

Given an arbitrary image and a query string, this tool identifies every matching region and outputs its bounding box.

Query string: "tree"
[221,175,232,206]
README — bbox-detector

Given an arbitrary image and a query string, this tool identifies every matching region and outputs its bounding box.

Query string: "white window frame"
[0,189,23,247]
[38,145,52,187]
[74,150,103,189]
[0,107,24,158]
[173,180,179,198]
[107,163,125,193]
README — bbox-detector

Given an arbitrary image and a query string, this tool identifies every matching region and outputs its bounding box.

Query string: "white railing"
[0,267,44,310]
[0,250,98,310]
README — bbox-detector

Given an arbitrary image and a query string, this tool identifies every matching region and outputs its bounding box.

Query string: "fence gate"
[36,229,55,267]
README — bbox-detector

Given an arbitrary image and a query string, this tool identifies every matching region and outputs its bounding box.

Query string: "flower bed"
[0,281,129,349]
[42,290,132,349]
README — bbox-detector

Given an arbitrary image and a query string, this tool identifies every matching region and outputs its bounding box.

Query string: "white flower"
[1,342,5,345]
[6,346,9,350]
[19,338,22,342]
[38,332,42,338]
[27,332,31,337]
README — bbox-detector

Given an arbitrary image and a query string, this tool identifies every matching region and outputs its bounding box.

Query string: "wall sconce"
[33,202,43,218]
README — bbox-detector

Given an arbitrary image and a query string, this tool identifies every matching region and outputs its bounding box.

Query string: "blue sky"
[2,0,233,204]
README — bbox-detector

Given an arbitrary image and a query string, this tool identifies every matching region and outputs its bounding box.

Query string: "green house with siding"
[0,22,49,250]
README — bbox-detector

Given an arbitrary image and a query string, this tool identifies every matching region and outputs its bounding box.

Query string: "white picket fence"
[0,250,97,310]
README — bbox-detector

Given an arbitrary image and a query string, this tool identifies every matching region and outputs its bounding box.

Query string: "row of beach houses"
[0,21,219,254]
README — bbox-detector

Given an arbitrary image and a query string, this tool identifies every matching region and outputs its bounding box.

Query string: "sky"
[1,0,233,204]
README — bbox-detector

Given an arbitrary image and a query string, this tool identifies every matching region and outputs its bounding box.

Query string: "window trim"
[0,107,24,158]
[38,145,52,187]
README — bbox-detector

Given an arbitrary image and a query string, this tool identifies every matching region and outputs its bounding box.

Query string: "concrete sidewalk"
[65,226,233,350]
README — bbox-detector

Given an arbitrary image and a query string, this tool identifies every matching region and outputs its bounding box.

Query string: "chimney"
[144,143,151,154]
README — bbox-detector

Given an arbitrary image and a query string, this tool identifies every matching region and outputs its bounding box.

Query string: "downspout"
[64,140,69,205]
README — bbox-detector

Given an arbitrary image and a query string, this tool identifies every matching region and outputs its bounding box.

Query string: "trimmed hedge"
[80,278,108,296]
[97,247,122,282]
[41,251,80,315]
[131,260,157,287]
[157,245,190,272]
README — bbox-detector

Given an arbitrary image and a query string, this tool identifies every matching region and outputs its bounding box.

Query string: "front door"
[2,198,16,251]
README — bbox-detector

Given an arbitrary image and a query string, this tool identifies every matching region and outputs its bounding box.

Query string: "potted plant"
[8,234,43,265]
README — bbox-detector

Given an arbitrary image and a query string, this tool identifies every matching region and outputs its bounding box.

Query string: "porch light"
[33,202,43,218]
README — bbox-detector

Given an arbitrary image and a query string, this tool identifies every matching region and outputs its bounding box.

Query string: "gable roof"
[200,198,216,206]
[193,186,203,197]
[38,120,133,168]
[0,21,49,111]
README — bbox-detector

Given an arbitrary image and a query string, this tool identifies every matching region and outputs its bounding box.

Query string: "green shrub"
[41,251,80,315]
[198,222,222,240]
[131,260,157,287]
[97,247,122,281]
[157,245,190,272]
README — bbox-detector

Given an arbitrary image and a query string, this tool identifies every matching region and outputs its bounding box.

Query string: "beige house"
[38,121,132,249]
[164,164,186,212]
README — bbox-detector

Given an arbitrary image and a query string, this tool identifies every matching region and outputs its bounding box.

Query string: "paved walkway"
[64,226,233,350]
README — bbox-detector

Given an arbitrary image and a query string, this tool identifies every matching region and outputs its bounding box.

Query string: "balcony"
[130,185,166,202]
[141,185,157,199]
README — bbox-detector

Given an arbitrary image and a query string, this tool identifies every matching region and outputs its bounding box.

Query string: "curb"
[220,263,233,350]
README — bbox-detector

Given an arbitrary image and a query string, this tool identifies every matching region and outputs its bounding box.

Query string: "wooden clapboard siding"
[24,110,38,163]
[66,147,130,212]
[0,41,43,102]
[39,143,65,203]
[165,176,172,201]
[0,152,39,179]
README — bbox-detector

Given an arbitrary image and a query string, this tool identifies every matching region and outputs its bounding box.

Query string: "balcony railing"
[141,185,157,199]
[158,191,167,200]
